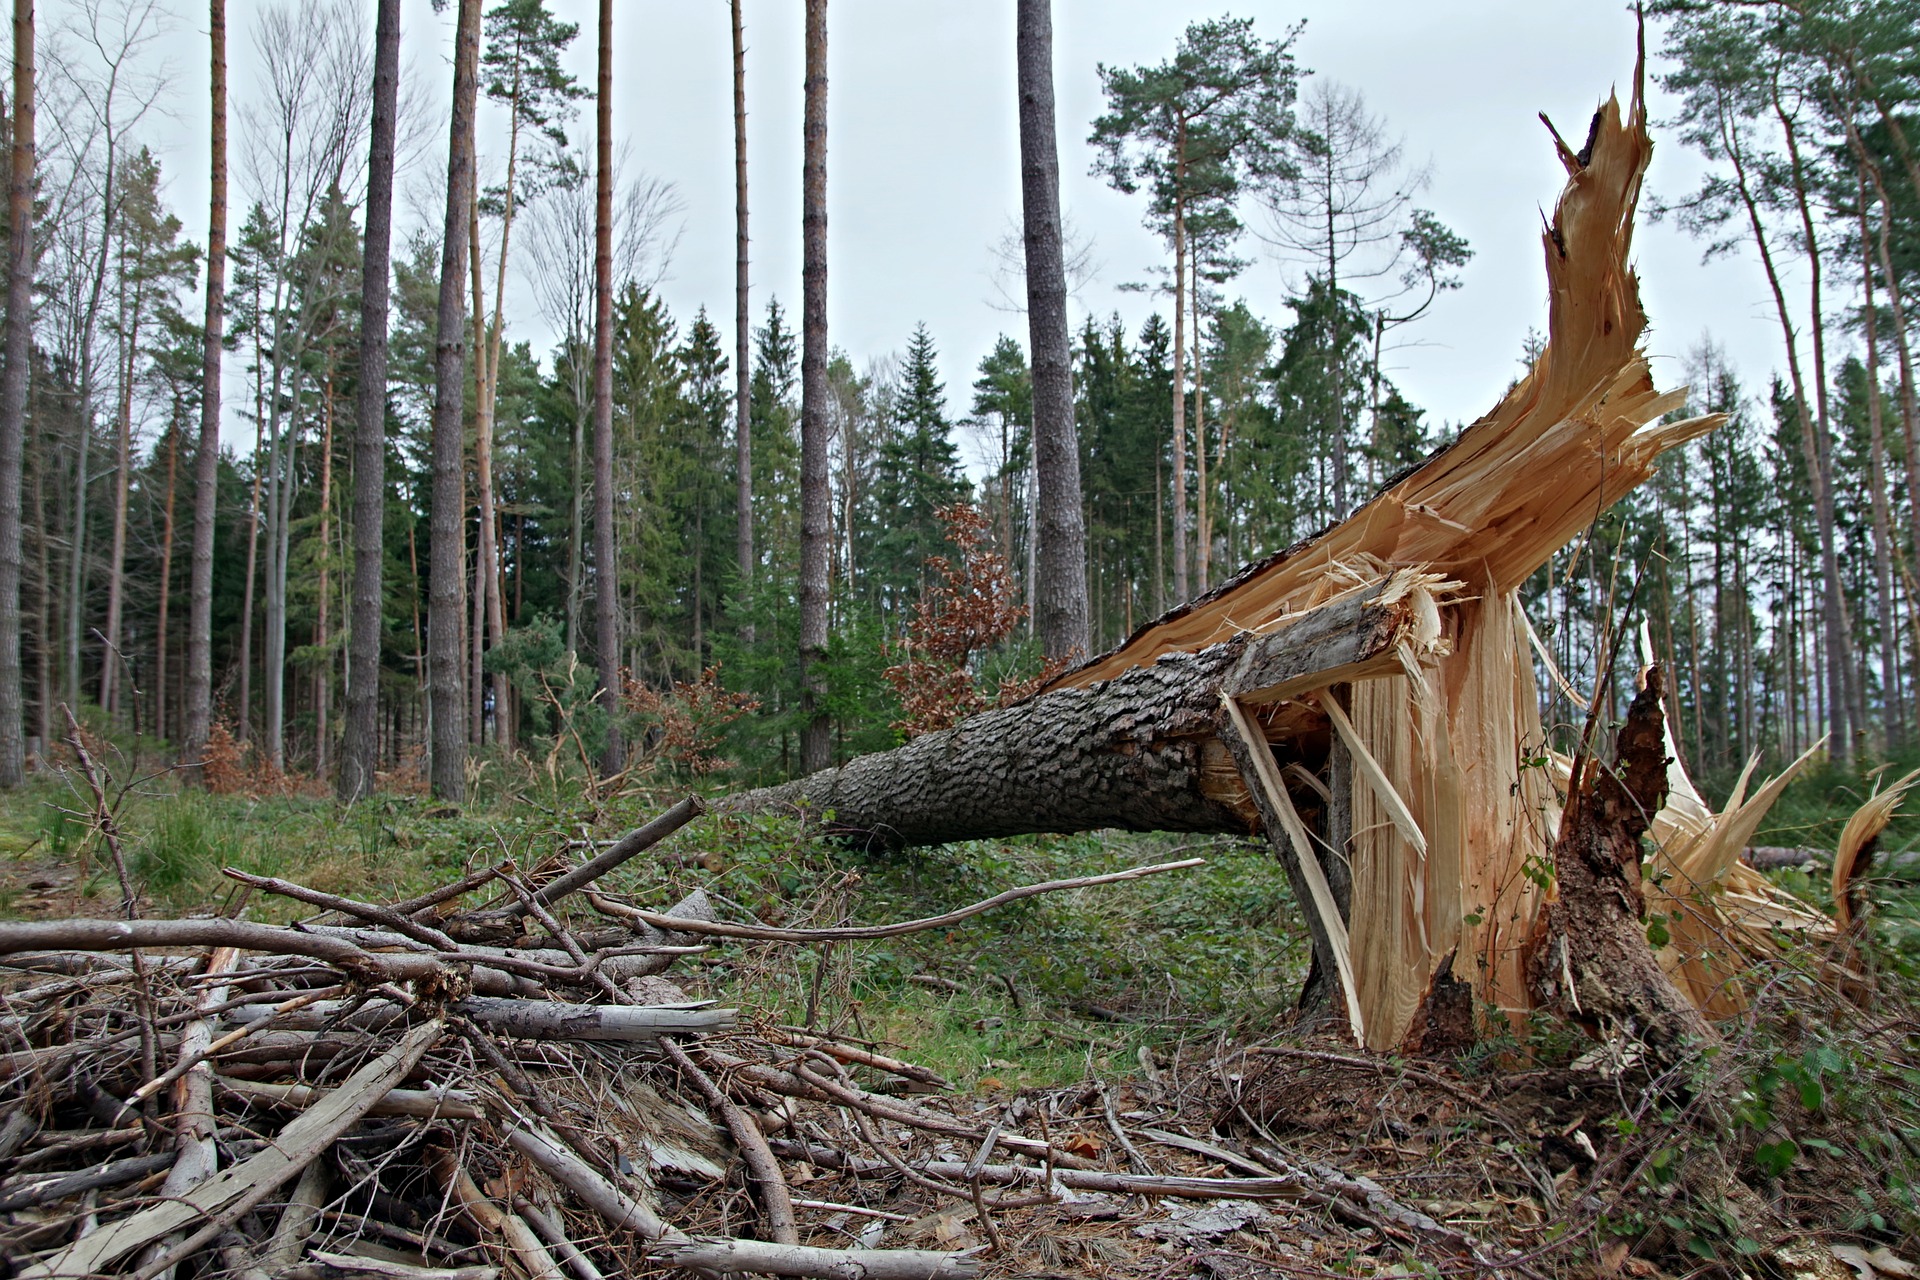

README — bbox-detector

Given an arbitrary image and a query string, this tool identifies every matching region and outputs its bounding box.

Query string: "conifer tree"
[183,0,224,782]
[1090,16,1299,603]
[340,0,400,800]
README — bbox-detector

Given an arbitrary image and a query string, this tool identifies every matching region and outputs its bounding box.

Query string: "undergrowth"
[1,742,1917,1272]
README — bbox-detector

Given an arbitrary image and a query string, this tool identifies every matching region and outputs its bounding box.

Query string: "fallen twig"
[618,857,1204,943]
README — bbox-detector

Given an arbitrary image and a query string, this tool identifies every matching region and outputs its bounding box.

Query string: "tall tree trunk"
[478,80,523,752]
[1857,171,1903,751]
[0,0,31,786]
[155,423,175,742]
[732,0,752,644]
[183,0,226,782]
[314,375,335,775]
[340,0,398,799]
[1193,282,1208,592]
[29,417,48,754]
[1016,0,1088,664]
[1858,158,1920,680]
[183,0,225,778]
[798,0,830,774]
[591,0,621,775]
[68,141,117,715]
[1169,170,1189,603]
[100,272,143,719]
[428,0,481,801]
[236,281,265,744]
[1773,84,1859,759]
[1713,85,1844,759]
[467,201,490,745]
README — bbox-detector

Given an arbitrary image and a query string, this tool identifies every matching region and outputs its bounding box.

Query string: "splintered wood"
[1038,75,1841,1049]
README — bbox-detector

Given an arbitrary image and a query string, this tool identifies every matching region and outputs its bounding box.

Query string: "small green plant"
[133,799,221,902]
[35,803,81,856]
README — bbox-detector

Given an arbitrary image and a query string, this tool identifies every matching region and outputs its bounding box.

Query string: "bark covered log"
[727,576,1433,850]
[731,638,1250,849]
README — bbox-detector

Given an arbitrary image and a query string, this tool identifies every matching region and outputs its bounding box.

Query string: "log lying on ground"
[727,572,1447,849]
[722,71,1851,1054]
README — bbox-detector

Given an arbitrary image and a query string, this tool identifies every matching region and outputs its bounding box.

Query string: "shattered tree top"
[1044,74,1720,693]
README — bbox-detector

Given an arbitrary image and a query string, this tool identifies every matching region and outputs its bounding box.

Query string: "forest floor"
[0,749,1917,1277]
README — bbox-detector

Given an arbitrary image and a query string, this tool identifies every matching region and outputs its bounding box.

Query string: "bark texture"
[182,0,223,781]
[798,0,830,773]
[734,642,1254,849]
[1016,0,1089,664]
[728,577,1428,850]
[731,0,752,627]
[339,0,400,802]
[0,0,33,786]
[429,0,481,801]
[591,0,622,775]
[1526,667,1718,1063]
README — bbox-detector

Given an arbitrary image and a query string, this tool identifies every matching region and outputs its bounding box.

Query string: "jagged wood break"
[731,69,1833,1051]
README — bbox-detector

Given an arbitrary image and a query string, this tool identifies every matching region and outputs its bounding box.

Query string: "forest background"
[0,0,1916,801]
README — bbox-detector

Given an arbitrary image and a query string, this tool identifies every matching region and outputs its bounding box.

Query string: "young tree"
[0,0,32,786]
[1016,0,1088,661]
[183,0,222,780]
[1090,16,1299,603]
[429,0,482,800]
[339,0,400,801]
[591,0,620,773]
[798,0,830,772]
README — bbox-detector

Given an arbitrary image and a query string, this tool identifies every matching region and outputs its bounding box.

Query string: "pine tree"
[0,0,32,785]
[183,0,225,781]
[339,0,401,800]
[1090,16,1300,602]
[869,324,967,616]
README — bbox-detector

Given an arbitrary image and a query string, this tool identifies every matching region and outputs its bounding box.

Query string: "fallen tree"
[733,68,1855,1052]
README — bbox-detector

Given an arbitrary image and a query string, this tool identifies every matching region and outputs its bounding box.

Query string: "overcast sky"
[86,0,1800,462]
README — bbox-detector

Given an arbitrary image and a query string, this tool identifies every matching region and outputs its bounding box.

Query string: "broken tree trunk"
[1527,666,1717,1062]
[728,65,1838,1053]
[729,572,1446,851]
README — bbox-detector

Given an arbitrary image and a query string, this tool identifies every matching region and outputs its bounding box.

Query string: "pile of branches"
[7,797,1510,1280]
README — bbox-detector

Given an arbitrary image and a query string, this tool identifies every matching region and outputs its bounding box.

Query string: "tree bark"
[182,0,225,781]
[729,576,1430,849]
[154,424,175,741]
[0,0,32,787]
[100,267,144,720]
[1170,169,1189,603]
[1016,0,1088,664]
[732,0,752,642]
[1772,83,1859,760]
[340,0,400,801]
[1526,667,1718,1065]
[1856,168,1902,750]
[429,0,481,801]
[591,0,621,775]
[798,0,830,773]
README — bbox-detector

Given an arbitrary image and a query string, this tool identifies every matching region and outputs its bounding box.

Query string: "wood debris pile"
[0,797,1550,1280]
[0,797,1005,1280]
